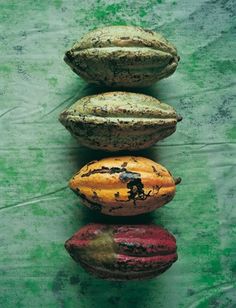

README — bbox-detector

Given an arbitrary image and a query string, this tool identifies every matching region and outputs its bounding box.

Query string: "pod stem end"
[174,177,182,185]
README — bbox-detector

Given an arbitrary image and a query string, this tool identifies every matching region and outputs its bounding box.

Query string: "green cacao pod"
[64,26,179,87]
[65,224,178,280]
[69,156,181,216]
[59,91,182,151]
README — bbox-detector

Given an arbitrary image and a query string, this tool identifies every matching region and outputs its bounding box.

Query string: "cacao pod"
[65,224,178,280]
[69,156,181,216]
[64,26,179,87]
[59,92,182,152]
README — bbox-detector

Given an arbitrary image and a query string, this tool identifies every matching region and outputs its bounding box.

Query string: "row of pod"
[61,26,181,280]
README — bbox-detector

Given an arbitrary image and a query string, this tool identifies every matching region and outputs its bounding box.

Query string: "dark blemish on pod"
[152,165,162,176]
[127,178,152,206]
[86,199,102,212]
[118,171,152,206]
[121,162,128,168]
[87,160,98,166]
[153,185,161,192]
[81,166,126,177]
[114,192,120,198]
[72,188,102,212]
[92,191,100,202]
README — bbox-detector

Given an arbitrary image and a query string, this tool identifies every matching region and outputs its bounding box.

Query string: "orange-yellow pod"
[69,156,181,216]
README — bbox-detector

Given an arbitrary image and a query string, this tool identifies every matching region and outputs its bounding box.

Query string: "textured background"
[0,0,236,307]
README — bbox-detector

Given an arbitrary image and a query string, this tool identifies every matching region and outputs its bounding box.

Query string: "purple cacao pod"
[65,224,178,280]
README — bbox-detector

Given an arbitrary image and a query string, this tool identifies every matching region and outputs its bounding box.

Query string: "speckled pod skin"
[59,92,182,152]
[64,26,179,87]
[69,156,181,216]
[65,224,178,280]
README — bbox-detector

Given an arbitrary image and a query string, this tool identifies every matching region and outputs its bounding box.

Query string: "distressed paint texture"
[0,0,236,307]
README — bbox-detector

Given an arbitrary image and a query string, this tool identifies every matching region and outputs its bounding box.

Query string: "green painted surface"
[0,0,235,307]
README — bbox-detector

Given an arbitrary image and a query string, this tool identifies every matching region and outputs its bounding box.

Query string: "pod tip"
[174,177,182,185]
[177,115,183,122]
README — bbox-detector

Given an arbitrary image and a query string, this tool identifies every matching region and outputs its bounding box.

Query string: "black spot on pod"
[81,167,126,177]
[72,188,102,212]
[114,192,120,198]
[119,171,152,206]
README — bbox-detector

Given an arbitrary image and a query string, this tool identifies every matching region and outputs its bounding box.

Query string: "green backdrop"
[0,0,236,307]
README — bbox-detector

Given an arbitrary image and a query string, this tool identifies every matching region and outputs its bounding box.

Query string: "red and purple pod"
[65,224,178,280]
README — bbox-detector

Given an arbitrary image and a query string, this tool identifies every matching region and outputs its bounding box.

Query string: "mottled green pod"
[59,92,182,151]
[64,26,179,87]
